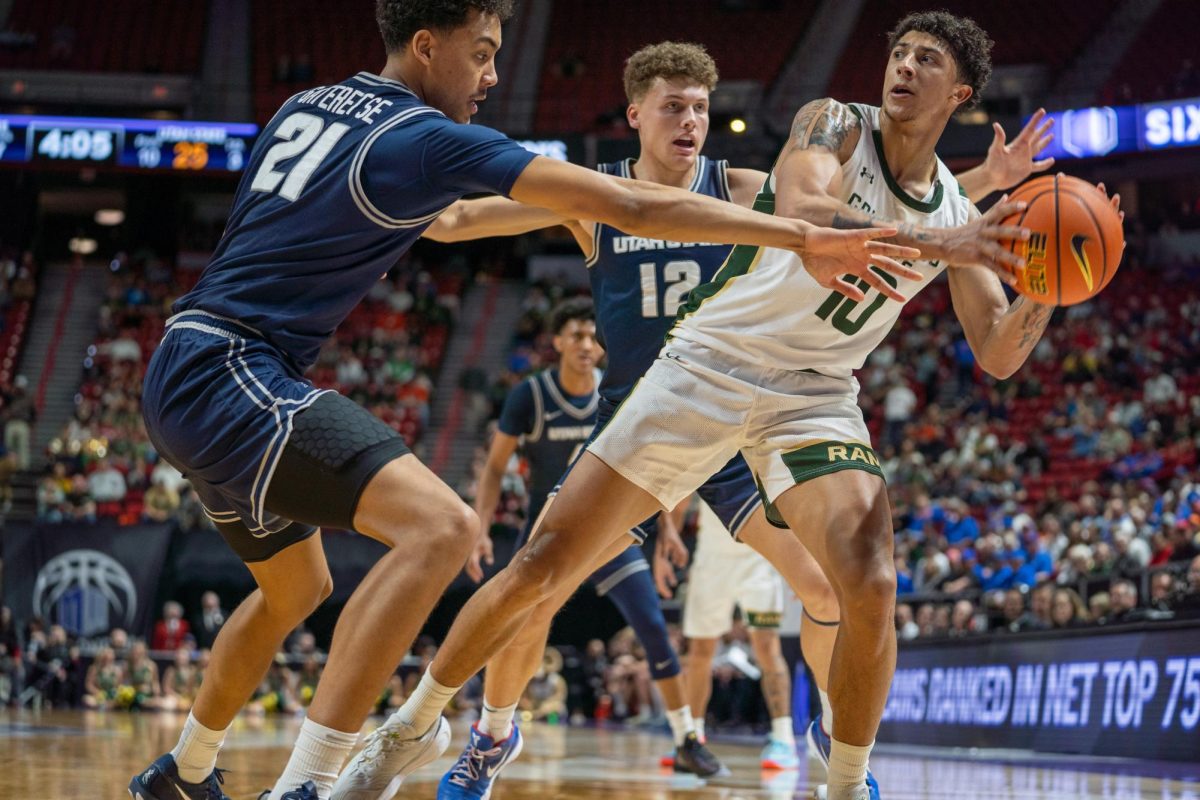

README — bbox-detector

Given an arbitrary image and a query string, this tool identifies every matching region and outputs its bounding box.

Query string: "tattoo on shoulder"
[790,99,859,154]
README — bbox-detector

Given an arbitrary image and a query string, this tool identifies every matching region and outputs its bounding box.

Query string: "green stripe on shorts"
[782,440,884,483]
[757,441,886,530]
[746,610,782,629]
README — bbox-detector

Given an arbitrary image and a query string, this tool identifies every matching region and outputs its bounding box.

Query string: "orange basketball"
[1002,174,1124,306]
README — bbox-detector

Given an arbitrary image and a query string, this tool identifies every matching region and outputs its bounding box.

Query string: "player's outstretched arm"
[955,109,1056,203]
[948,185,1123,379]
[773,98,1027,283]
[466,428,520,583]
[423,196,568,242]
[510,155,920,302]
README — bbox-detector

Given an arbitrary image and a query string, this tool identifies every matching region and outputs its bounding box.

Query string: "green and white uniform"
[587,103,973,520]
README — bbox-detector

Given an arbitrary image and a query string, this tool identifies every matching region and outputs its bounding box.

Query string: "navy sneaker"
[256,781,319,800]
[437,723,524,800]
[128,754,230,800]
[673,732,729,778]
[806,714,880,797]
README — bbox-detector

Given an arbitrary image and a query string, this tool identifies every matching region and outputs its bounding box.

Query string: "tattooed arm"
[946,207,1054,379]
[773,98,1027,278]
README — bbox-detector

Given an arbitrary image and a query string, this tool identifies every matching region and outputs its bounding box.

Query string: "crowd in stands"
[34,249,461,526]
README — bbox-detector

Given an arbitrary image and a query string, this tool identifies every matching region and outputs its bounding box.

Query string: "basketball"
[1004,174,1124,306]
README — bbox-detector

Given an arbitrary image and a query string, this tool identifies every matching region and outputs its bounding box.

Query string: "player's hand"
[464,532,494,584]
[1095,181,1126,224]
[940,196,1030,284]
[984,109,1056,190]
[801,226,922,303]
[653,524,689,599]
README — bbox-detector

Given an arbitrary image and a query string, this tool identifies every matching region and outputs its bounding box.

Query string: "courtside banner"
[2,521,173,639]
[878,622,1200,761]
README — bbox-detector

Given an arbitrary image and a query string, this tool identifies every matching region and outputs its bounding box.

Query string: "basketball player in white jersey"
[337,19,1101,799]
[671,499,795,766]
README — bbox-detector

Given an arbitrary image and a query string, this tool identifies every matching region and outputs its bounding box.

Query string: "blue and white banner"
[1035,96,1200,161]
[879,623,1200,761]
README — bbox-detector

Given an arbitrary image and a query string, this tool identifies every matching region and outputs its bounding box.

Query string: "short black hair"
[549,297,594,335]
[887,10,993,110]
[376,0,515,54]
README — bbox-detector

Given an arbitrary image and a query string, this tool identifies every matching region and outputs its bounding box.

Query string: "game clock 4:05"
[0,114,258,173]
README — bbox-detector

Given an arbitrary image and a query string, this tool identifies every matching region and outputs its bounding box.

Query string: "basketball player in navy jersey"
[127,2,916,798]
[352,40,1060,796]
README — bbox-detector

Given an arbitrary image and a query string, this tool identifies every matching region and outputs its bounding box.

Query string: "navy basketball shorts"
[142,310,411,562]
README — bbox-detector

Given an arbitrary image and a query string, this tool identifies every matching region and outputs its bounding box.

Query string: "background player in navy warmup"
[444,298,723,800]
[127,1,913,798]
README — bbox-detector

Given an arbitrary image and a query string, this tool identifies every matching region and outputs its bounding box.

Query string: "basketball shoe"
[256,781,319,800]
[437,723,524,800]
[806,714,879,797]
[673,732,730,777]
[760,737,801,770]
[331,716,451,800]
[128,754,230,800]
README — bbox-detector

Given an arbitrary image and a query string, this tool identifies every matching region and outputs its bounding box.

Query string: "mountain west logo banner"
[3,521,173,637]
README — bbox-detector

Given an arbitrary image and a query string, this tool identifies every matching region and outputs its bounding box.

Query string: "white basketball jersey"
[670,103,973,377]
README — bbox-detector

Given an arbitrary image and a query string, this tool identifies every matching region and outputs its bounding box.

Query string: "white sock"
[826,737,873,800]
[479,700,518,740]
[665,705,695,746]
[770,716,795,745]
[692,717,706,742]
[170,712,229,784]
[269,717,358,800]
[819,689,834,733]
[387,668,460,736]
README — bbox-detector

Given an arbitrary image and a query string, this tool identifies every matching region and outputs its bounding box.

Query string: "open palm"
[802,226,922,303]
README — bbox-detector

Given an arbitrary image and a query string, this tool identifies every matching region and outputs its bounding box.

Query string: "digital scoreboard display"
[0,114,258,172]
[1032,95,1200,161]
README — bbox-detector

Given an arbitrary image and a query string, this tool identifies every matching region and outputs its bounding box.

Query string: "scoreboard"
[0,114,258,172]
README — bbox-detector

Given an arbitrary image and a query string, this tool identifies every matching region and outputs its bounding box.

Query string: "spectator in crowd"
[520,646,568,722]
[107,628,130,659]
[87,456,127,508]
[1149,571,1181,610]
[161,646,198,711]
[1051,588,1089,629]
[998,589,1036,633]
[193,591,226,650]
[1173,556,1200,616]
[295,655,323,708]
[151,601,191,652]
[82,646,122,709]
[1088,591,1111,622]
[248,655,299,716]
[123,640,161,709]
[2,376,34,469]
[895,604,919,641]
[0,445,16,518]
[141,473,181,522]
[0,642,19,705]
[949,599,979,637]
[1104,579,1142,624]
[36,462,70,522]
[914,604,937,638]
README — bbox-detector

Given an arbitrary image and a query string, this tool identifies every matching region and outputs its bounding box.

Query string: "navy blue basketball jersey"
[176,72,536,371]
[586,156,734,404]
[497,368,599,526]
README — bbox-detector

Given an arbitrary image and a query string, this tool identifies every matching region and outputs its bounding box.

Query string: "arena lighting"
[68,237,98,255]
[94,209,125,226]
[729,118,748,134]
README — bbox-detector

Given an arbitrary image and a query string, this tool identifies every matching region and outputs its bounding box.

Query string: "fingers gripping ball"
[1003,174,1124,306]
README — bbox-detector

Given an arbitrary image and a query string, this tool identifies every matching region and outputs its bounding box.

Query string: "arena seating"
[1102,0,1200,103]
[45,254,459,524]
[825,0,1118,106]
[533,0,818,132]
[250,0,381,123]
[0,0,207,73]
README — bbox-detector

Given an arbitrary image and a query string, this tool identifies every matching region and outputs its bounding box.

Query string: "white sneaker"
[331,717,452,800]
[813,783,873,800]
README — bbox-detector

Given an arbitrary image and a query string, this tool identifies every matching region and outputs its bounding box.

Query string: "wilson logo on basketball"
[1069,234,1095,292]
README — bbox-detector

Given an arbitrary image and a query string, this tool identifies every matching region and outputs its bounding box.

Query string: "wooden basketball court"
[2,709,1197,799]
